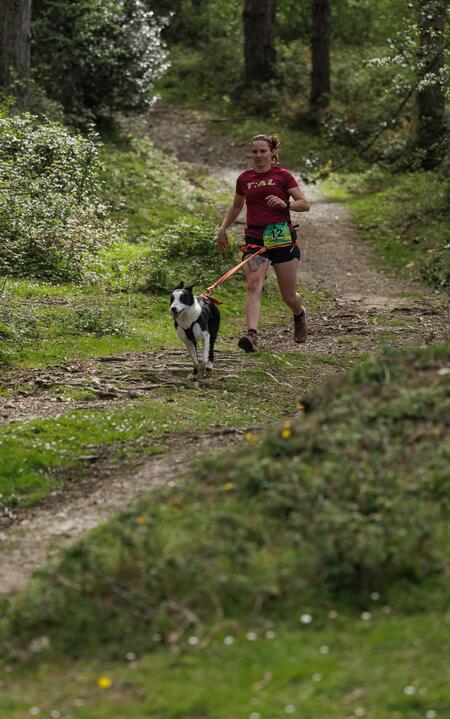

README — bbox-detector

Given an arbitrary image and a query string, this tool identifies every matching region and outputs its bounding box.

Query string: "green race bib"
[263,221,292,249]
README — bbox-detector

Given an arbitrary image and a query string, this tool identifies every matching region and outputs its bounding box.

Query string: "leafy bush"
[65,306,128,337]
[3,344,449,659]
[0,113,121,281]
[137,217,233,293]
[0,298,38,363]
[32,0,169,119]
[421,247,450,290]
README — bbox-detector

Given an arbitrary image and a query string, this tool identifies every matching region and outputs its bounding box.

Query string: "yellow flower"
[136,515,146,526]
[295,401,305,411]
[223,482,235,491]
[281,428,292,439]
[244,432,260,443]
[282,420,292,430]
[97,676,112,689]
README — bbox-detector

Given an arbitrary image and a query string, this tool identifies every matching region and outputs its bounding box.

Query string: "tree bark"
[416,0,446,169]
[310,0,331,114]
[0,0,32,106]
[243,0,276,88]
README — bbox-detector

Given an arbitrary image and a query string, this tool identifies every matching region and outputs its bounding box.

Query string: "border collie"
[170,283,220,378]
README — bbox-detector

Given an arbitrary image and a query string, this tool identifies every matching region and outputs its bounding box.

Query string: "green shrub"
[66,306,128,337]
[0,298,38,363]
[421,247,450,290]
[3,345,449,659]
[32,0,169,119]
[0,113,122,281]
[137,217,232,293]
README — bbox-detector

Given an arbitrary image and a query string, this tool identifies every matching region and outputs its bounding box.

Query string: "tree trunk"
[0,0,32,106]
[243,0,276,88]
[310,0,331,114]
[416,0,446,169]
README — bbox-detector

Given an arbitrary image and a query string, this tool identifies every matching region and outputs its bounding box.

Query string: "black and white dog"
[170,283,220,377]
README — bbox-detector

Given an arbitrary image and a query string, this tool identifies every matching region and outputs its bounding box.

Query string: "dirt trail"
[0,429,242,595]
[135,103,448,356]
[1,103,448,596]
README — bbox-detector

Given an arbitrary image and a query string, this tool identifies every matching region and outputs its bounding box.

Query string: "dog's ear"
[186,283,195,293]
[174,281,184,290]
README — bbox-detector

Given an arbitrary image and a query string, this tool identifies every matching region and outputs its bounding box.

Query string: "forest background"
[0,2,449,718]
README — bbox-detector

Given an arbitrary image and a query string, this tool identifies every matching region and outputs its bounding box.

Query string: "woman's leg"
[273,258,302,314]
[244,254,270,330]
[273,257,307,342]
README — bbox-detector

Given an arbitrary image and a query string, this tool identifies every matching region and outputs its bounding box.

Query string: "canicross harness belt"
[201,239,296,305]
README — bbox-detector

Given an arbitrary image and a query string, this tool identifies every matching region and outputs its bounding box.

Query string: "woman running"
[217,133,310,352]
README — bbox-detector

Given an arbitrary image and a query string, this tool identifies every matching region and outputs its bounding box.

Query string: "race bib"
[263,221,292,249]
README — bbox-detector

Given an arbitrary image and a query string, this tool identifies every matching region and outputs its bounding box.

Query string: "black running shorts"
[242,238,301,265]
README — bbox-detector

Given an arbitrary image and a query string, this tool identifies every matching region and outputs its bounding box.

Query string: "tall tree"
[310,0,331,117]
[243,0,276,88]
[0,0,32,106]
[416,0,446,169]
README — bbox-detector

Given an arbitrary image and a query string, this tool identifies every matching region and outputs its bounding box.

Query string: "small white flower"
[300,614,312,624]
[126,651,136,661]
[425,710,437,718]
[370,592,380,601]
[250,713,261,719]
[29,710,40,717]
[319,645,330,654]
[404,686,416,695]
[265,630,276,639]
[355,708,366,717]
[224,635,234,646]
[284,706,296,714]
[188,636,199,646]
[50,712,60,719]
[328,610,338,619]
[246,631,258,641]
[361,611,371,621]
[312,673,322,682]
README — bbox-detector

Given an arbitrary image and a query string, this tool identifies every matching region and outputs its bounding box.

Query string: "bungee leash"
[200,241,295,305]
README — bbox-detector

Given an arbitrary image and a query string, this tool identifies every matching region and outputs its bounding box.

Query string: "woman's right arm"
[217,193,245,251]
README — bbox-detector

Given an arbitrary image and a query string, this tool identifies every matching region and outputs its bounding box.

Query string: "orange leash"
[200,246,267,304]
[201,242,295,304]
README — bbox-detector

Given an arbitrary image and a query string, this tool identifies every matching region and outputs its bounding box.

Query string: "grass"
[1,607,449,718]
[322,168,450,289]
[0,274,325,370]
[2,344,448,661]
[1,111,449,719]
[100,135,220,240]
[0,346,347,510]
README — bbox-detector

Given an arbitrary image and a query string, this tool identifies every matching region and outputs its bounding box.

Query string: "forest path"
[131,103,448,356]
[0,103,448,595]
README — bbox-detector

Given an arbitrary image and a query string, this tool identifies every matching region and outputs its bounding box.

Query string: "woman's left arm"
[288,186,310,212]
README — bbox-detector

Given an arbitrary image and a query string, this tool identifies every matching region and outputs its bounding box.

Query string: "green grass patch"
[2,608,449,718]
[1,264,326,369]
[0,347,340,509]
[323,168,450,289]
[2,344,448,661]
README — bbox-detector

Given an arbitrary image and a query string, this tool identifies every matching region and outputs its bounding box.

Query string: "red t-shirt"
[236,166,299,240]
